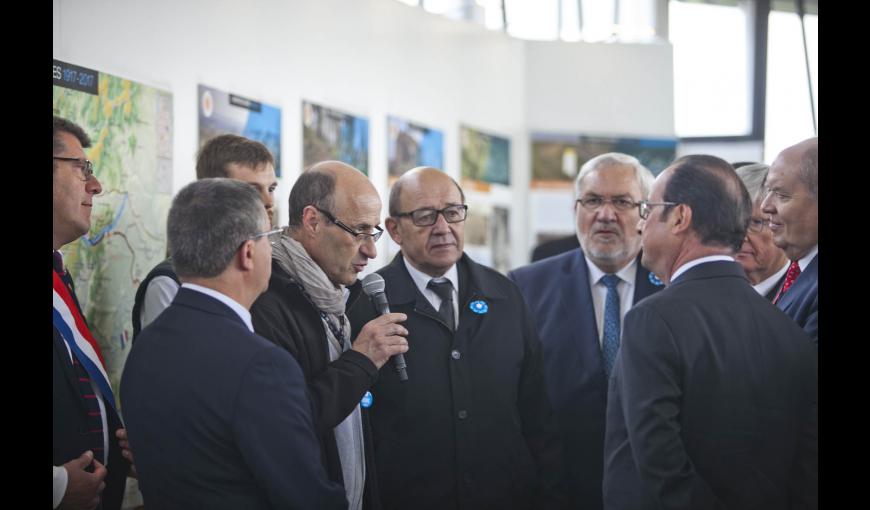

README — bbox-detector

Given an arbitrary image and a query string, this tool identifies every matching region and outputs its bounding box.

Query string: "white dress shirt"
[753,261,790,297]
[404,260,460,329]
[671,255,735,283]
[586,258,638,348]
[181,283,254,332]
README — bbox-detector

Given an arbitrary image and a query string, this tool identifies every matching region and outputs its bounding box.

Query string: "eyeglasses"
[637,201,677,220]
[576,196,638,211]
[54,156,95,181]
[314,207,384,243]
[250,227,284,245]
[746,217,769,233]
[394,204,468,227]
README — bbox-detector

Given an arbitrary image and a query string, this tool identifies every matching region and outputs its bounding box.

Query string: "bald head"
[389,167,464,217]
[778,137,818,197]
[288,160,376,228]
[386,167,467,277]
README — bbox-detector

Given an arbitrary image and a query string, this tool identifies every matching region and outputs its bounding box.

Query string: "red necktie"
[773,260,802,304]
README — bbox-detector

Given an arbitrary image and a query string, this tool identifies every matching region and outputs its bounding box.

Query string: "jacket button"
[458,410,468,420]
[451,350,461,360]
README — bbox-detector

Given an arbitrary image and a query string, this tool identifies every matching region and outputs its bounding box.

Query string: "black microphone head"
[361,273,386,296]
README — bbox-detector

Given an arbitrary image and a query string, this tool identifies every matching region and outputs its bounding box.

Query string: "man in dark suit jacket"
[604,155,817,509]
[347,167,567,510]
[509,153,662,510]
[761,137,819,346]
[121,179,347,509]
[53,116,131,510]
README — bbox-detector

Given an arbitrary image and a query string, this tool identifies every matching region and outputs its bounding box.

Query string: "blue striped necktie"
[600,274,622,377]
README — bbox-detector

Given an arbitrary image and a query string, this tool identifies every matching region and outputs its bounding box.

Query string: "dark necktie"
[773,260,802,304]
[600,274,621,377]
[427,279,455,331]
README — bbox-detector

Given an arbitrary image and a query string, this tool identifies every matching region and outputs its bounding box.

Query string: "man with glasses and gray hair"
[733,162,790,301]
[121,178,347,509]
[508,153,662,510]
[346,167,567,510]
[251,161,409,510]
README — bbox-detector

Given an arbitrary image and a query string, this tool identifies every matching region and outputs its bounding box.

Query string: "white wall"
[523,40,675,255]
[53,0,675,270]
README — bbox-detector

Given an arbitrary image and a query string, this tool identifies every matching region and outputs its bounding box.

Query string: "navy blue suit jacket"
[508,249,662,509]
[778,253,818,347]
[121,288,347,510]
[604,261,817,510]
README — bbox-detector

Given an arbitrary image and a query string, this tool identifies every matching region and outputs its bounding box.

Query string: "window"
[669,0,754,137]
[764,9,817,162]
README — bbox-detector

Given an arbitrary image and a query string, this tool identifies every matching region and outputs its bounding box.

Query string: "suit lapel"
[633,252,664,303]
[777,253,818,310]
[559,251,603,366]
[54,329,87,411]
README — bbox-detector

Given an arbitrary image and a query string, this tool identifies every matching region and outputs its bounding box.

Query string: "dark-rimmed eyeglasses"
[394,204,468,227]
[250,227,284,245]
[746,217,769,234]
[637,201,677,220]
[314,207,383,243]
[54,156,95,181]
[576,196,638,211]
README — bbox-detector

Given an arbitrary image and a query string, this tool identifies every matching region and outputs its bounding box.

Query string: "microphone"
[361,273,408,381]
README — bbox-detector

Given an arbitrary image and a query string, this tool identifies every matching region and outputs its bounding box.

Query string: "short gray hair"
[168,178,265,278]
[574,152,655,200]
[734,163,770,205]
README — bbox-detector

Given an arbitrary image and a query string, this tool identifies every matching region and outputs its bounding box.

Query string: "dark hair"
[662,155,751,253]
[388,171,465,217]
[168,178,264,278]
[196,134,274,179]
[287,170,336,228]
[53,116,91,154]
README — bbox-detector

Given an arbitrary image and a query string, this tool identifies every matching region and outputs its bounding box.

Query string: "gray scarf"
[272,234,350,353]
[273,233,365,510]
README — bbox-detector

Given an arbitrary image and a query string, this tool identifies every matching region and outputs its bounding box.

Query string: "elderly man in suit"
[734,163,790,301]
[508,152,662,510]
[603,155,817,509]
[761,137,818,346]
[346,167,566,510]
[121,179,347,509]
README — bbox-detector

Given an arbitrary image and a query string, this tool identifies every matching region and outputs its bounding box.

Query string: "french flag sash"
[52,270,117,412]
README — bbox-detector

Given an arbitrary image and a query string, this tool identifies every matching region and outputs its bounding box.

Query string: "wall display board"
[531,132,678,189]
[53,59,173,398]
[463,203,511,274]
[303,100,369,175]
[460,125,510,190]
[198,84,282,176]
[387,115,444,182]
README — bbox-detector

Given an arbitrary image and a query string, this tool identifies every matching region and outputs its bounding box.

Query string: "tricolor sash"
[52,270,117,412]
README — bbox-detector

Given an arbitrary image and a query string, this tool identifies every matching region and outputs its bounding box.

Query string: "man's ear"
[671,204,693,235]
[385,217,402,245]
[301,205,321,236]
[237,239,256,271]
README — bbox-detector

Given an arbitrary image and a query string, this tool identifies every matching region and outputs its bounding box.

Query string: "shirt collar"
[797,245,818,271]
[671,255,735,283]
[181,283,254,333]
[586,257,638,287]
[404,259,459,297]
[753,260,790,297]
